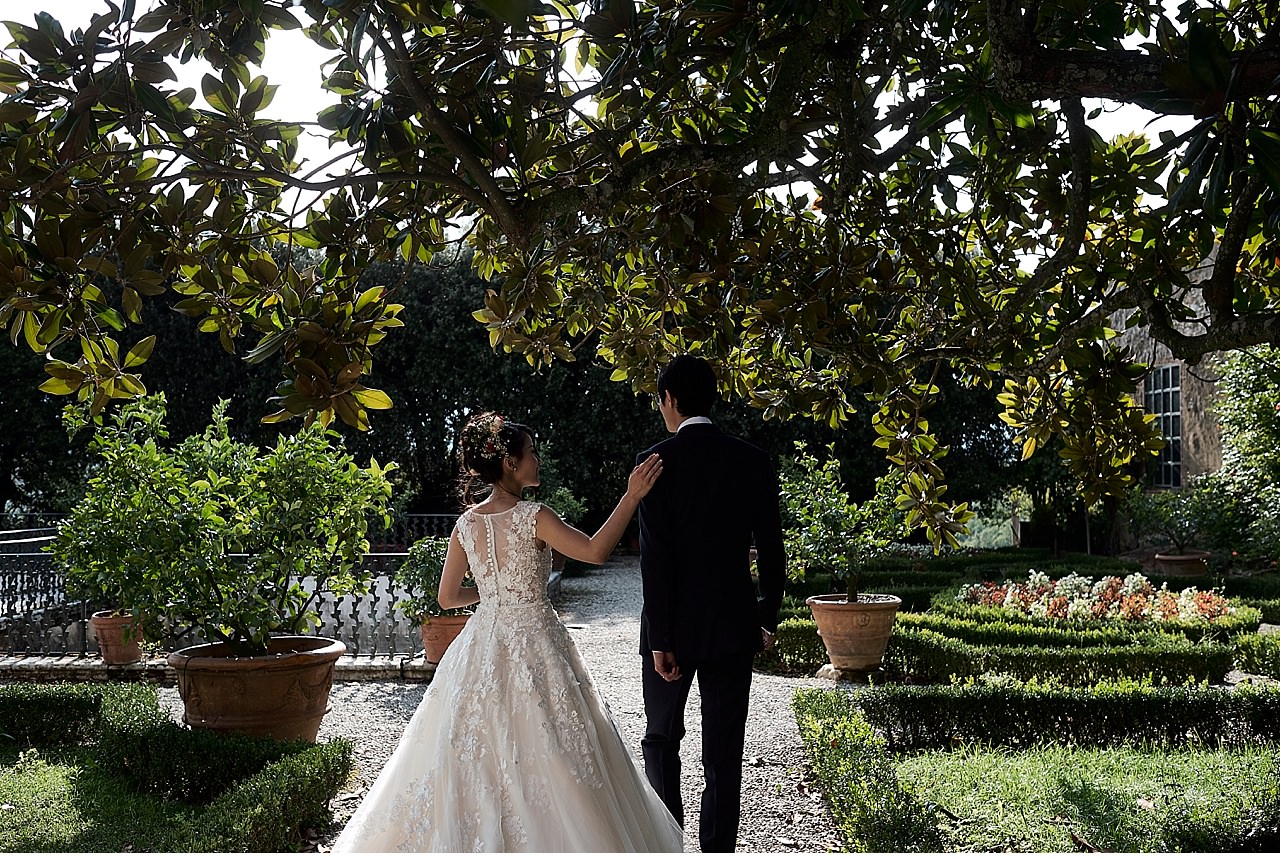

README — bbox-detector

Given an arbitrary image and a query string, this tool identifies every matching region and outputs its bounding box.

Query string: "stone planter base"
[1154,551,1210,577]
[805,594,902,673]
[816,664,888,683]
[419,615,470,665]
[90,611,143,665]
[167,636,345,742]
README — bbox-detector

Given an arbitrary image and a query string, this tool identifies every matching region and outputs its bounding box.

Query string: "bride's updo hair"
[457,411,534,505]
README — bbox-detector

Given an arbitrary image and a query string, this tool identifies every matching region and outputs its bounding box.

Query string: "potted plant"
[86,609,144,666]
[1123,476,1252,576]
[48,395,395,741]
[394,535,474,664]
[49,413,146,666]
[535,445,588,595]
[57,537,143,666]
[781,443,907,675]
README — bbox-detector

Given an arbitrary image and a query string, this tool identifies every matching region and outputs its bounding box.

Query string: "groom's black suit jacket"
[637,423,786,661]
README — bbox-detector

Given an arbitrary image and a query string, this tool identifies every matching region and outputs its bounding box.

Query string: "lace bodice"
[454,500,552,606]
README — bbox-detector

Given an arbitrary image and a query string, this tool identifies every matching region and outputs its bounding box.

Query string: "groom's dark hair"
[657,355,718,417]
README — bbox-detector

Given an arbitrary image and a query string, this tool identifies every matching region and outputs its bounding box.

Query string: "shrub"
[1236,633,1280,680]
[183,741,354,852]
[1121,477,1255,556]
[792,688,943,852]
[884,623,1234,686]
[393,535,471,621]
[852,679,1280,751]
[96,688,321,804]
[755,617,827,674]
[50,395,396,656]
[1237,597,1280,624]
[780,443,908,601]
[0,683,133,748]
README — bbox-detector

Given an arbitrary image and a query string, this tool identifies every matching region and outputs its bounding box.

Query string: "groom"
[636,354,785,852]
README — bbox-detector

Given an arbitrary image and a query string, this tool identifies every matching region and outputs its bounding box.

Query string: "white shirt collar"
[677,416,712,432]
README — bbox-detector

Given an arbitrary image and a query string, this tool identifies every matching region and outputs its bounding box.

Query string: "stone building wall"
[1113,255,1223,483]
[1120,333,1222,480]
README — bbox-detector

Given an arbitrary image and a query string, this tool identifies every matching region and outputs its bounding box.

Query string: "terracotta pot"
[167,636,345,742]
[805,594,902,672]
[419,614,470,665]
[1154,550,1210,577]
[90,610,143,665]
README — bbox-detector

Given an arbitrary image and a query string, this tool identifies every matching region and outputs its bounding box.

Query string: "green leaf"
[201,73,234,114]
[1247,129,1280,194]
[38,375,79,395]
[0,102,37,124]
[1186,22,1231,91]
[123,335,156,369]
[351,386,393,409]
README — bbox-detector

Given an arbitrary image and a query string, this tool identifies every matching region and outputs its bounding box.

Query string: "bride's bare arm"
[536,454,662,565]
[437,531,480,610]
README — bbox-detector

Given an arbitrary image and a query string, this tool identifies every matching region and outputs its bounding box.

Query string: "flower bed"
[956,571,1236,625]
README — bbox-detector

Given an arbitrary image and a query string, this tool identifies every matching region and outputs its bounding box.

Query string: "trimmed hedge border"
[851,679,1280,751]
[96,683,333,805]
[794,684,1280,853]
[0,682,353,852]
[183,741,353,851]
[756,617,828,673]
[896,610,1174,648]
[1218,574,1280,600]
[0,682,125,747]
[1239,597,1280,624]
[792,687,942,853]
[884,623,1234,685]
[1236,633,1280,680]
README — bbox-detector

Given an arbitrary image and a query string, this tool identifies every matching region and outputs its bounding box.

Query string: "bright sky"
[6,0,330,119]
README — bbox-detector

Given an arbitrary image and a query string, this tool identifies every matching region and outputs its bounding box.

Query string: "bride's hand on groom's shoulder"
[627,454,663,499]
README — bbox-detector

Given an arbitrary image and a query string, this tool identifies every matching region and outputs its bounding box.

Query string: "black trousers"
[640,651,754,853]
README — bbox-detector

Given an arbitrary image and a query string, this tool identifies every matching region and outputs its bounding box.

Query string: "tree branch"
[1204,175,1265,324]
[988,97,1091,338]
[523,12,837,228]
[988,0,1280,104]
[375,16,523,242]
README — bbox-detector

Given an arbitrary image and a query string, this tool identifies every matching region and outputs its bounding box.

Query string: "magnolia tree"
[1,0,1278,545]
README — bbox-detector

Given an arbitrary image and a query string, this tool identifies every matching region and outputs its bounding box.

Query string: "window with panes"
[1144,364,1181,488]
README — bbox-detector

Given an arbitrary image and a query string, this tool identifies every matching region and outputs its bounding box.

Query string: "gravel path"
[286,555,841,853]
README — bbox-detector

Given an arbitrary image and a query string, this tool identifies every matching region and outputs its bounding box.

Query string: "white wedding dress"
[332,500,684,852]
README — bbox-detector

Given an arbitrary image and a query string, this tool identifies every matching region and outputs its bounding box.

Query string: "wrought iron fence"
[0,530,55,554]
[0,513,457,551]
[0,512,461,658]
[0,552,431,658]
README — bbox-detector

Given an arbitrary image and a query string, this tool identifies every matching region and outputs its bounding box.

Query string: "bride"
[332,411,684,852]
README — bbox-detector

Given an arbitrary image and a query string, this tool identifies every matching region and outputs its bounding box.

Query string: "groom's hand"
[652,650,682,682]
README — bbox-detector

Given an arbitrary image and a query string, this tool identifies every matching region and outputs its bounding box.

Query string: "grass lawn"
[0,747,197,852]
[898,742,1280,852]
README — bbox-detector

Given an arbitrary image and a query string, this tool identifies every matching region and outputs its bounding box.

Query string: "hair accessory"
[464,412,510,462]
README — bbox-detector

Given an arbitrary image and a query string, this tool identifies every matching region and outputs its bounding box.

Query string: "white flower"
[1121,573,1151,596]
[1066,597,1093,620]
[1055,572,1092,600]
